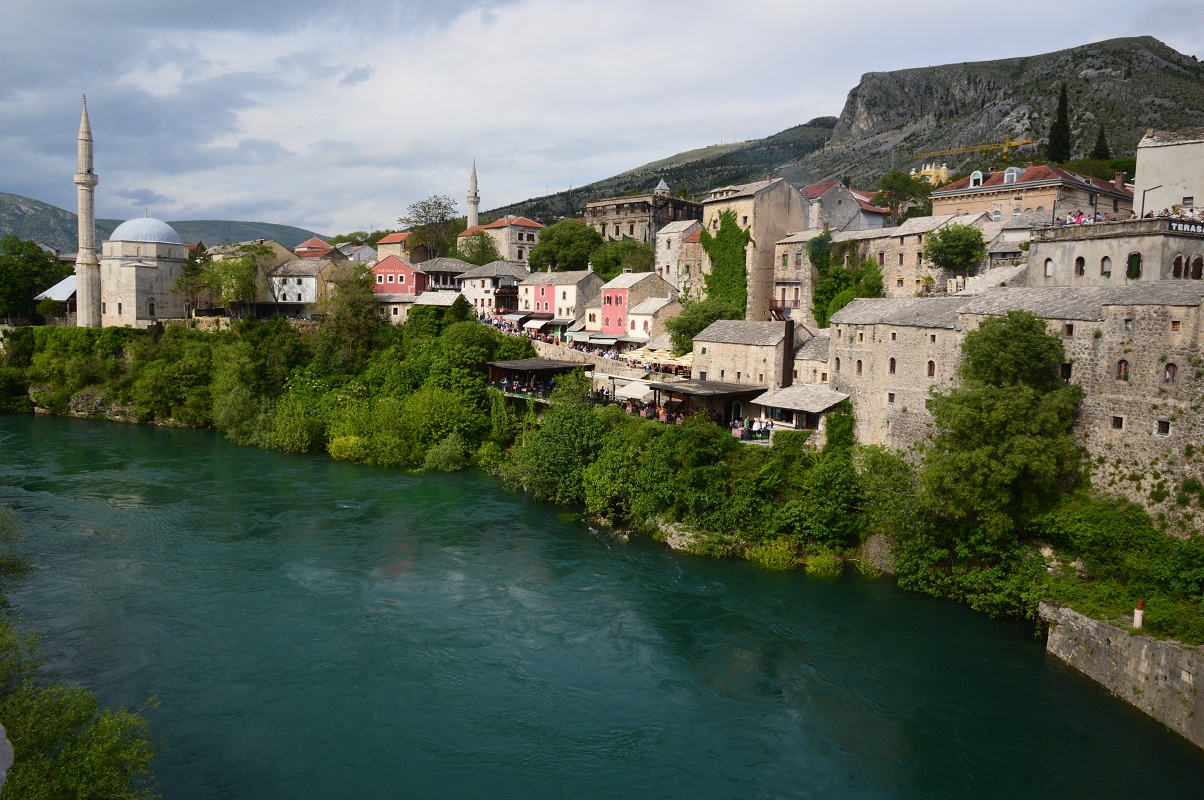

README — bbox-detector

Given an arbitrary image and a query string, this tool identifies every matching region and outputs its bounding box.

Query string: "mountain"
[488,36,1204,221]
[486,117,837,220]
[0,192,322,252]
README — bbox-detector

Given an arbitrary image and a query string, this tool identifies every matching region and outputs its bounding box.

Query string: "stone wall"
[1028,219,1204,287]
[691,340,783,388]
[1040,603,1204,752]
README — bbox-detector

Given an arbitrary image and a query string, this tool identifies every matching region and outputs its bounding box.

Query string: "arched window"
[561,291,567,300]
[147,297,156,316]
[970,171,983,188]
[927,360,936,378]
[1116,360,1129,380]
[856,360,863,376]
[603,316,609,327]
[835,357,841,372]
[1013,208,1023,217]
[630,320,636,330]
[1193,256,1203,280]
[617,317,624,328]
[1173,255,1184,279]
[888,357,896,374]
[1127,253,1142,279]
[1044,258,1054,278]
[1165,363,1178,385]
[1075,256,1085,276]
[1004,166,1021,184]
[1100,256,1112,277]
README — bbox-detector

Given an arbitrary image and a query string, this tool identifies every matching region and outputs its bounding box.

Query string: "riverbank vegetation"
[2,306,1203,643]
[0,507,158,798]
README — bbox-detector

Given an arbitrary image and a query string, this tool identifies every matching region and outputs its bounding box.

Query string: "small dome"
[109,217,182,245]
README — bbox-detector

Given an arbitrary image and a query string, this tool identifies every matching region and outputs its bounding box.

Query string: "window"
[1044,258,1054,278]
[392,307,398,316]
[588,313,596,323]
[858,332,863,342]
[1101,256,1112,277]
[1193,257,1203,280]
[1004,166,1021,185]
[1165,363,1178,384]
[1116,360,1129,380]
[1185,197,1195,207]
[102,302,106,313]
[517,248,524,260]
[820,372,827,382]
[617,296,623,306]
[970,170,983,188]
[782,253,788,267]
[699,372,707,381]
[1123,317,1133,332]
[617,317,624,328]
[296,278,302,285]
[1111,416,1124,430]
[1172,320,1182,332]
[148,299,155,316]
[1174,255,1184,279]
[376,274,384,284]
[898,253,904,265]
[387,274,395,283]
[856,360,863,375]
[742,216,748,226]
[897,278,904,288]
[628,224,634,236]
[631,320,636,330]
[1061,363,1072,381]
[1062,324,1074,338]
[399,275,404,284]
[927,360,936,378]
[1075,257,1085,277]
[736,372,741,380]
[890,332,897,341]
[700,346,707,354]
[1127,253,1142,279]
[614,225,620,236]
[603,317,609,326]
[835,357,841,372]
[917,252,923,266]
[758,373,764,382]
[562,291,567,300]
[117,303,122,315]
[1158,420,1172,436]
[929,334,937,343]
[889,357,896,374]
[878,252,885,266]
[720,370,724,378]
[605,296,612,305]
[795,253,802,267]
[888,392,895,403]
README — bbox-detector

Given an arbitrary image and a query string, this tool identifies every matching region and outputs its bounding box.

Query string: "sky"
[2,0,1202,235]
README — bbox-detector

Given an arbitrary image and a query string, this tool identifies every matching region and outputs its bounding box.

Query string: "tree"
[1047,83,1071,164]
[664,298,744,355]
[511,370,604,504]
[588,240,654,281]
[0,236,69,324]
[35,297,65,322]
[398,195,460,259]
[808,231,884,327]
[876,171,931,225]
[176,242,212,318]
[922,223,986,278]
[700,209,752,311]
[527,220,603,272]
[1090,126,1111,160]
[457,231,503,266]
[314,262,381,373]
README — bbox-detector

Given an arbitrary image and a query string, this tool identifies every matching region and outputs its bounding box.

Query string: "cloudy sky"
[2,0,1201,235]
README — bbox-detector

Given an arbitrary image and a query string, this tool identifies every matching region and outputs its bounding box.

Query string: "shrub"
[805,551,844,578]
[423,432,470,472]
[745,538,798,571]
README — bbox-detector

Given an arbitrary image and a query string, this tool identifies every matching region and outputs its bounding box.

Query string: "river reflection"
[2,415,1203,799]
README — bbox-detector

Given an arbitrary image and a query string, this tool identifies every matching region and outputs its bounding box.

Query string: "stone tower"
[74,97,101,328]
[467,160,480,229]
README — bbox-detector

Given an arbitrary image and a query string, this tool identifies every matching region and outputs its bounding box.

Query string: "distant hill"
[486,117,838,220]
[488,36,1204,221]
[0,192,322,252]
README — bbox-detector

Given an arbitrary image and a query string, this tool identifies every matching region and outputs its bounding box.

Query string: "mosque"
[73,98,187,328]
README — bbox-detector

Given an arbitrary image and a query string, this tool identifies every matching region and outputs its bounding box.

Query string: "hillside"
[488,36,1204,221]
[486,117,838,220]
[0,192,321,252]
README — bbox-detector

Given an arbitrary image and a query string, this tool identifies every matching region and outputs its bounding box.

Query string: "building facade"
[1132,128,1204,217]
[1027,218,1204,287]
[585,181,703,244]
[931,165,1132,221]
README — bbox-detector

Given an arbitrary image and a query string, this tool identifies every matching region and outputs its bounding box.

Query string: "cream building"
[1133,128,1204,217]
[1027,218,1204,287]
[98,216,188,327]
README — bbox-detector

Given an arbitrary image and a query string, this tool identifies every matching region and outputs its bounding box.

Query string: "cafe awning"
[615,381,655,401]
[523,319,549,330]
[503,313,528,322]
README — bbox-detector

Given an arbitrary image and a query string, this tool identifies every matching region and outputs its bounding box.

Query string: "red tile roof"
[484,216,543,229]
[458,224,489,238]
[295,236,329,249]
[377,232,412,244]
[933,165,1132,197]
[683,230,702,243]
[373,255,422,272]
[801,181,839,200]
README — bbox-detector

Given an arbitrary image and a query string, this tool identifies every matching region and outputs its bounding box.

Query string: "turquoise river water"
[1,415,1203,798]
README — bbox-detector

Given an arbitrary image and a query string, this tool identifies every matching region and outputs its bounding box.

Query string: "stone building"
[585,180,702,243]
[519,269,604,340]
[931,165,1132,222]
[458,216,543,266]
[1027,218,1204,287]
[654,220,703,298]
[418,257,473,291]
[267,257,347,315]
[97,217,189,327]
[456,260,529,316]
[702,178,808,321]
[376,231,428,264]
[800,181,888,231]
[627,296,681,341]
[829,284,1204,527]
[208,239,296,310]
[1132,128,1204,217]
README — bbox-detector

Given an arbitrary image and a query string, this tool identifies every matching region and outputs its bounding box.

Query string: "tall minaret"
[466,160,480,229]
[74,96,101,328]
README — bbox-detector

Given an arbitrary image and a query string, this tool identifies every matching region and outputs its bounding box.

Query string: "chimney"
[1114,171,1127,192]
[781,319,795,388]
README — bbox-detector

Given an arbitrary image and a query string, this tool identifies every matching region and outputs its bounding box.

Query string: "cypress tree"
[1090,125,1111,160]
[1047,84,1071,163]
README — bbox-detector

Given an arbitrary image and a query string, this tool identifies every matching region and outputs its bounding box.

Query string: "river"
[1,415,1202,798]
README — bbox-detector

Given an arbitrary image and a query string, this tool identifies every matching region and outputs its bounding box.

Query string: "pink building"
[371,255,427,295]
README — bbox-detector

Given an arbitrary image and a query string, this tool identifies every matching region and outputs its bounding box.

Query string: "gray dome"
[109,217,183,245]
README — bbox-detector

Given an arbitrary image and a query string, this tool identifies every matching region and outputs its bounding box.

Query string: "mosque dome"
[109,216,183,245]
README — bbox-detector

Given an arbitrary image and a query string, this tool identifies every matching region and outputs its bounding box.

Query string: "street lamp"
[1141,184,1163,218]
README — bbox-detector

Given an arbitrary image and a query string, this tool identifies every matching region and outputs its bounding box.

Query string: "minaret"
[467,160,480,229]
[74,96,101,328]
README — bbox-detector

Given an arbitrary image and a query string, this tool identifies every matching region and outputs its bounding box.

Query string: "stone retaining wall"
[1040,602,1204,750]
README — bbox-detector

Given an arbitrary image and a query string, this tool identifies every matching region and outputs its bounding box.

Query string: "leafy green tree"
[398,195,460,258]
[511,370,603,504]
[0,236,69,324]
[588,240,654,281]
[314,263,381,373]
[664,298,744,355]
[700,209,752,310]
[328,231,369,246]
[876,171,931,225]
[35,297,65,322]
[527,220,603,272]
[1048,83,1072,163]
[205,244,261,319]
[922,222,986,278]
[176,242,213,317]
[1090,126,1111,160]
[808,232,883,327]
[457,231,503,266]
